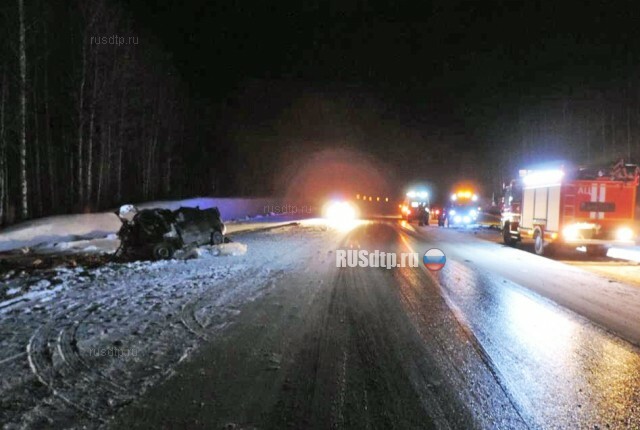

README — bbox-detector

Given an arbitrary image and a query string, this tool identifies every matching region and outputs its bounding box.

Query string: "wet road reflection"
[398,222,640,428]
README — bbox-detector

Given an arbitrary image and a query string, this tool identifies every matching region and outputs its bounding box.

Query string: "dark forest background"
[1,0,640,225]
[0,0,230,225]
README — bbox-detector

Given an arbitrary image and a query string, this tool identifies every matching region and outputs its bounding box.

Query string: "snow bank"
[211,242,248,256]
[0,197,312,253]
[0,213,121,253]
[138,197,281,220]
[608,247,640,263]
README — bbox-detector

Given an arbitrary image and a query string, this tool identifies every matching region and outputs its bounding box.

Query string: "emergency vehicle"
[501,160,639,256]
[440,189,480,227]
[400,190,430,223]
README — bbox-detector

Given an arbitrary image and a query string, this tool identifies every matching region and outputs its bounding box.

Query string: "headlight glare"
[324,201,357,221]
[562,225,579,240]
[616,227,634,241]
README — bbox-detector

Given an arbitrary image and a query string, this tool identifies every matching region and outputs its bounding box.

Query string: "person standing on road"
[418,203,429,226]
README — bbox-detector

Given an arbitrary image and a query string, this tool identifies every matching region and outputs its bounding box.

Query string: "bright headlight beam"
[562,225,579,240]
[323,201,360,232]
[325,201,356,221]
[616,227,634,241]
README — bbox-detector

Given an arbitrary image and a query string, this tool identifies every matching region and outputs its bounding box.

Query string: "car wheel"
[211,231,224,245]
[152,242,174,260]
[533,228,554,256]
[503,223,516,246]
[533,229,544,255]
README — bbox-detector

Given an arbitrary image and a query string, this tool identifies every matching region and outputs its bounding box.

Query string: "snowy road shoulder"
[0,222,329,428]
[448,224,640,288]
[0,217,304,302]
[0,196,314,254]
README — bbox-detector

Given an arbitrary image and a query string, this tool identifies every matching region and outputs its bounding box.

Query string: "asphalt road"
[111,219,640,429]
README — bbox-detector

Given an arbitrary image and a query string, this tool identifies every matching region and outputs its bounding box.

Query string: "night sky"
[119,0,640,200]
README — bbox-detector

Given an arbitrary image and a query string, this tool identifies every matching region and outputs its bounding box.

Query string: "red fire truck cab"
[501,161,639,256]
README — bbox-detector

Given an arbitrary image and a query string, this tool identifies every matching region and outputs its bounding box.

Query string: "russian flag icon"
[423,248,446,271]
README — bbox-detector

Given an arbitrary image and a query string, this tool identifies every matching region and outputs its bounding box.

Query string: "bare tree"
[18,0,28,219]
[86,54,98,206]
[0,0,205,225]
[116,88,124,202]
[32,64,43,216]
[43,18,55,209]
[77,31,87,207]
[0,70,6,224]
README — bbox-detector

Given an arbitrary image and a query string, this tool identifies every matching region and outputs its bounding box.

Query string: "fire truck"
[501,160,639,256]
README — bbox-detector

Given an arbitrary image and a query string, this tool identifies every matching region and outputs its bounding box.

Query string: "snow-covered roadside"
[607,247,640,262]
[0,241,250,304]
[0,219,303,304]
[0,213,121,254]
[0,217,301,259]
[0,197,316,254]
[453,225,640,286]
[468,225,640,262]
[0,223,330,428]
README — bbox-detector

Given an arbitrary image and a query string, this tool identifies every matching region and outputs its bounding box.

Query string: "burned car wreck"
[115,205,226,260]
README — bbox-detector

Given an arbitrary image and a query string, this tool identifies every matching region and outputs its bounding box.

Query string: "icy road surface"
[1,220,640,429]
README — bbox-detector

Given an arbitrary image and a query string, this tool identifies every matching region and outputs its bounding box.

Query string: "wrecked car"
[115,205,226,260]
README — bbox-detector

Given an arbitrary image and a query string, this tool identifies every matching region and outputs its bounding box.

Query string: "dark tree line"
[3,1,638,226]
[485,82,640,194]
[0,0,213,226]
